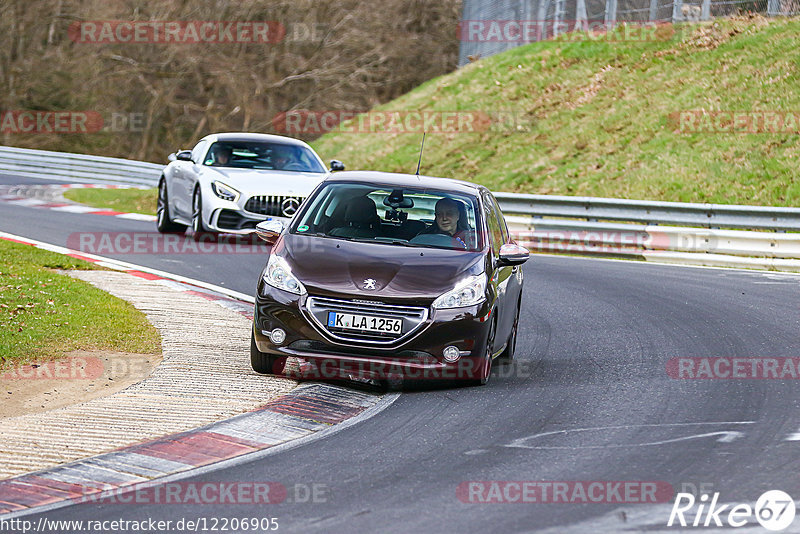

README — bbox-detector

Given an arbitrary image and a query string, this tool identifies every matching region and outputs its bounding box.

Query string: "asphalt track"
[3,175,800,533]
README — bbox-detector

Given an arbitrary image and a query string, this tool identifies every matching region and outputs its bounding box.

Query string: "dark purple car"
[251,171,529,386]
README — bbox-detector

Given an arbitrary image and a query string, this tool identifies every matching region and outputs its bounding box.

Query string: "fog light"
[270,328,286,345]
[443,345,461,363]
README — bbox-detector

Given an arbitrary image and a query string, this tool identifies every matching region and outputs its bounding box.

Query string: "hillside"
[0,0,460,162]
[313,16,800,206]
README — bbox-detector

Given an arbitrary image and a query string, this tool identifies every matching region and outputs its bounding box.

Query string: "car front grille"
[245,195,304,218]
[304,296,428,345]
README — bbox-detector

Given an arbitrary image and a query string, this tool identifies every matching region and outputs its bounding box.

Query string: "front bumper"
[253,283,492,382]
[202,188,303,234]
[206,208,291,234]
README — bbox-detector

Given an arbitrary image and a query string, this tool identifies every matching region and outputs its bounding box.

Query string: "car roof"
[202,132,310,147]
[322,171,486,196]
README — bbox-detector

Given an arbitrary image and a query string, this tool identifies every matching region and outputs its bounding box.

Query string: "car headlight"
[432,274,486,309]
[262,254,306,295]
[211,181,240,202]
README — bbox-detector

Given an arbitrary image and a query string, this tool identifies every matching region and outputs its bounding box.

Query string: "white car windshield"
[204,141,326,173]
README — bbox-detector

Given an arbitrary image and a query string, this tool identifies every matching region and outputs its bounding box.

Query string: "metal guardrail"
[495,192,800,231]
[1,145,798,270]
[0,146,161,187]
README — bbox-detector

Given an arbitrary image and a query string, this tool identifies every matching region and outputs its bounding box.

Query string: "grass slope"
[0,240,161,365]
[63,188,157,216]
[313,16,800,206]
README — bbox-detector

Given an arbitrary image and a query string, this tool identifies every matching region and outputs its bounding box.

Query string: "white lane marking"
[50,205,99,213]
[116,213,157,222]
[8,198,47,206]
[505,422,754,450]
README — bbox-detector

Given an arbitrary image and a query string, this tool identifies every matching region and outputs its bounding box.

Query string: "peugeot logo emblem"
[281,197,300,217]
[363,279,377,290]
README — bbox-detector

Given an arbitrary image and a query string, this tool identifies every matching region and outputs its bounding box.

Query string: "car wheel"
[498,300,521,363]
[471,317,496,386]
[191,187,209,241]
[250,330,286,375]
[156,179,187,234]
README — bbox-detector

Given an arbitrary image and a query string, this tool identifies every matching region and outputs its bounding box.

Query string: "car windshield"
[203,141,326,173]
[291,182,484,251]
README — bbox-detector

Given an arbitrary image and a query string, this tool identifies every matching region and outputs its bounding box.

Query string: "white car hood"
[201,167,326,197]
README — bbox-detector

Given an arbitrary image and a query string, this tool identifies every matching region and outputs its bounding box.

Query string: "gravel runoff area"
[0,270,297,480]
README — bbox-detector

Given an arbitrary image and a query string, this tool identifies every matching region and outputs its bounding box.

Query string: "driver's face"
[273,155,289,168]
[435,205,459,234]
[216,152,229,164]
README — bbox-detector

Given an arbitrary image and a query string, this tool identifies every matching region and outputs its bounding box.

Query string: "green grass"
[63,187,158,216]
[0,239,161,366]
[312,16,800,206]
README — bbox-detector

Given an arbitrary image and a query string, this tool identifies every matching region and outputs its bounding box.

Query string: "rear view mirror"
[498,243,529,266]
[255,220,285,244]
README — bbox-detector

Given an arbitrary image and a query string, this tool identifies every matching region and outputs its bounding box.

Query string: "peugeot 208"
[251,171,529,386]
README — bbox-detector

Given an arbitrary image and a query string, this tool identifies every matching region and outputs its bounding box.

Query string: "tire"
[156,179,187,234]
[471,317,496,386]
[250,330,286,375]
[191,187,211,242]
[498,301,521,363]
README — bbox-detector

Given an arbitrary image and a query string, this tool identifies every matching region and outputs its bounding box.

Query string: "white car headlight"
[432,274,486,309]
[263,254,306,295]
[211,181,240,202]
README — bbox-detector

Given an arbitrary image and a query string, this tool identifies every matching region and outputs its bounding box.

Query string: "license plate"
[327,312,402,334]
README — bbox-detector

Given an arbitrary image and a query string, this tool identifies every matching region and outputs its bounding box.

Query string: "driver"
[271,145,296,170]
[210,145,232,166]
[418,197,472,249]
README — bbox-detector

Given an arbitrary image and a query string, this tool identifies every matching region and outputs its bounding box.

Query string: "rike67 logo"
[668,490,795,531]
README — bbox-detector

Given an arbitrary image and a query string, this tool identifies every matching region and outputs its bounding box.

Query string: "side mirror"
[255,220,285,244]
[176,150,193,162]
[168,153,177,162]
[330,160,345,172]
[498,243,529,266]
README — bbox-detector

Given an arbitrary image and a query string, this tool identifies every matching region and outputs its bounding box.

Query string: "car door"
[174,140,207,218]
[482,191,514,352]
[488,191,523,340]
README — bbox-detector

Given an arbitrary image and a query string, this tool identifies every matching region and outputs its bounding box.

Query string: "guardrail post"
[537,0,549,41]
[701,0,711,19]
[575,0,589,30]
[649,0,659,21]
[605,0,618,28]
[672,0,684,22]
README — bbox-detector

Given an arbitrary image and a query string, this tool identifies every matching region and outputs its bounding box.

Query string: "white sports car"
[156,132,343,238]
